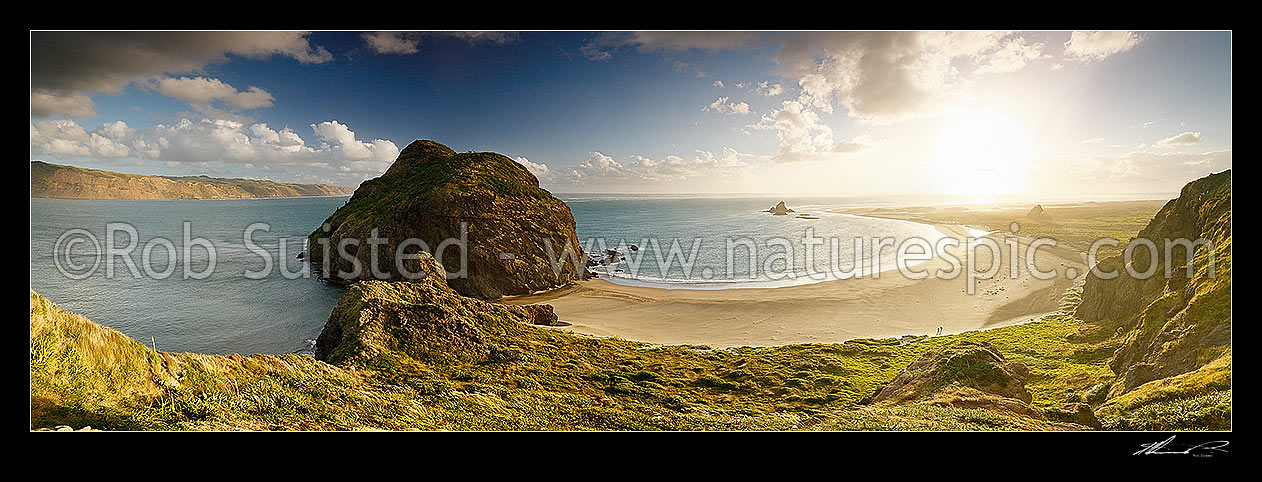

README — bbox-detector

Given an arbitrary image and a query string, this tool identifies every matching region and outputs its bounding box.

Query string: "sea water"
[30,192,1166,355]
[30,196,349,356]
[564,195,948,289]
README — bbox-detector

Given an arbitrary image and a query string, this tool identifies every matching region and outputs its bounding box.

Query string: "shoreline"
[586,214,962,291]
[507,211,1086,348]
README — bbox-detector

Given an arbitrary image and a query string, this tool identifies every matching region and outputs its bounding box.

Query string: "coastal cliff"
[30,161,352,200]
[307,140,585,300]
[1076,170,1231,393]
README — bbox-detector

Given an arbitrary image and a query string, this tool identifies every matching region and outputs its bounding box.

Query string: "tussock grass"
[31,283,1116,431]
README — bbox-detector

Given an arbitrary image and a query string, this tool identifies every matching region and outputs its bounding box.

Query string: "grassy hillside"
[29,279,1225,430]
[30,161,352,200]
[32,282,1102,431]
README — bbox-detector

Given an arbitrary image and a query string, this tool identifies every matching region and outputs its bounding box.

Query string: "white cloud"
[310,120,400,166]
[31,119,91,156]
[574,151,623,175]
[1156,131,1203,147]
[974,37,1045,74]
[249,123,305,150]
[713,80,725,88]
[748,100,872,162]
[756,82,785,97]
[514,156,551,180]
[1063,31,1143,62]
[702,97,752,115]
[560,148,760,187]
[771,31,1034,123]
[362,32,421,54]
[154,76,275,112]
[606,32,1045,125]
[727,81,787,98]
[30,117,400,185]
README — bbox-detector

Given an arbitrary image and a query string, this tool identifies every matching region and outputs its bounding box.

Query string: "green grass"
[1096,352,1231,430]
[1102,390,1231,431]
[31,281,1126,431]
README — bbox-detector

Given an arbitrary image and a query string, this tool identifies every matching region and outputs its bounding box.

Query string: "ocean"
[566,195,948,288]
[29,192,1170,355]
[30,196,348,356]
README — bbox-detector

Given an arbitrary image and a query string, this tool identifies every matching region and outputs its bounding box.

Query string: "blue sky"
[30,31,1231,196]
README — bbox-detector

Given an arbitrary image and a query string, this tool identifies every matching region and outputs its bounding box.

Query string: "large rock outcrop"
[1075,170,1231,392]
[867,341,1035,412]
[766,201,794,215]
[307,140,585,300]
[313,250,561,368]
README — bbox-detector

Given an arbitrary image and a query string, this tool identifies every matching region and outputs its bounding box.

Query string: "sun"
[929,109,1034,197]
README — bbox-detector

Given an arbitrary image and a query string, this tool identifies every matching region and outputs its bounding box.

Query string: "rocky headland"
[306,140,585,300]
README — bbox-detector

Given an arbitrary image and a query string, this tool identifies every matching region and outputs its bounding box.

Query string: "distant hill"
[30,161,352,200]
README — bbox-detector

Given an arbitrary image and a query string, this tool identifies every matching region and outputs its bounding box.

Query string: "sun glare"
[929,110,1034,197]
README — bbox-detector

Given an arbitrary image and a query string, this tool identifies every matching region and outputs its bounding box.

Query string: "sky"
[29,31,1232,196]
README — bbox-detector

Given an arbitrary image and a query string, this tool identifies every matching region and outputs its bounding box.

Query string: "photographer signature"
[1135,435,1229,456]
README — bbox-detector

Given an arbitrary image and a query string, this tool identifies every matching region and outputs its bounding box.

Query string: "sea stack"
[307,139,585,300]
[1027,204,1045,219]
[767,201,794,215]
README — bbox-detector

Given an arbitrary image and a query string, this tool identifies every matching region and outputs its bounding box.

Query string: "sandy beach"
[506,208,1094,348]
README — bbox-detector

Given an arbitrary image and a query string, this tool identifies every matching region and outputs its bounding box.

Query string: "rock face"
[30,161,352,200]
[1075,170,1231,392]
[313,250,562,367]
[307,140,585,300]
[767,201,794,215]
